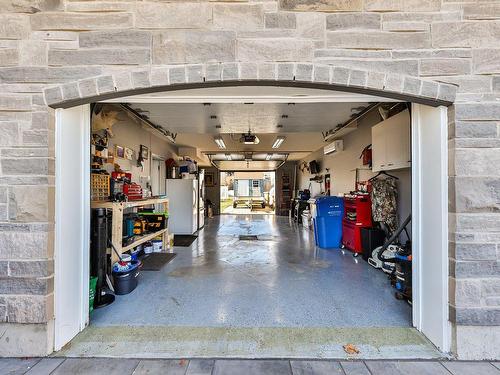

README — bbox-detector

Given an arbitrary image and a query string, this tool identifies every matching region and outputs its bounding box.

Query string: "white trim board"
[411,103,451,353]
[54,105,91,351]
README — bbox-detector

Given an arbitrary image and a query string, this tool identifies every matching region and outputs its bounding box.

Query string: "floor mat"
[141,253,177,271]
[173,235,197,247]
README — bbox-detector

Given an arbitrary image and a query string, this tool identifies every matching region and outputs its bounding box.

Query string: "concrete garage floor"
[58,215,441,359]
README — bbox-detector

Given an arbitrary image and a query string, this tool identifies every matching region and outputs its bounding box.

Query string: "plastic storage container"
[89,276,98,313]
[112,260,141,295]
[310,196,344,248]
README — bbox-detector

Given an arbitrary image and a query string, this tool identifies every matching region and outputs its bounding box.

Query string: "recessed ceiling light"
[272,136,286,149]
[214,136,226,149]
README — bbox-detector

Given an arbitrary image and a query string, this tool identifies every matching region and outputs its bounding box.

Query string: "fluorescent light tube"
[214,136,226,149]
[272,136,285,149]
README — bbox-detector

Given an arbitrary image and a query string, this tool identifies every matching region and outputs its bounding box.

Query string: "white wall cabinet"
[372,109,411,172]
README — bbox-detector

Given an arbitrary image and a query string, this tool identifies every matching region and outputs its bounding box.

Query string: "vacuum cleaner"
[372,214,412,303]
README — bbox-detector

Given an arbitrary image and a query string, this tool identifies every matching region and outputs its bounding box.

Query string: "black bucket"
[112,261,141,295]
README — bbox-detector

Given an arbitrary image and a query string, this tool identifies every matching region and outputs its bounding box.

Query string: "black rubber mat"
[141,253,177,271]
[173,235,198,247]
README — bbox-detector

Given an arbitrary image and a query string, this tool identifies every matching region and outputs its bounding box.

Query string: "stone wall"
[0,0,498,359]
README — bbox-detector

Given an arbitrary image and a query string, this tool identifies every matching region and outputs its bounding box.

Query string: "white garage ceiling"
[109,86,398,170]
[127,101,372,134]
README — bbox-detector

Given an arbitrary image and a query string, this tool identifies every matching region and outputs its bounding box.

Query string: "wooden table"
[91,197,169,264]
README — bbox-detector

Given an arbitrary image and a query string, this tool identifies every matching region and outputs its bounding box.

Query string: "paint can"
[143,241,153,254]
[152,239,162,253]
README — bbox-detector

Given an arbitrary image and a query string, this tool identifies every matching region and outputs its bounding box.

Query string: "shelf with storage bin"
[91,197,169,264]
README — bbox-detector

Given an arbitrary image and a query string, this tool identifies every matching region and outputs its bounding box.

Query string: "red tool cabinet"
[342,194,372,254]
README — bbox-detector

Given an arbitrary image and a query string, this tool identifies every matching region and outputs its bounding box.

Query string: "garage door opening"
[54,85,449,358]
[220,171,276,215]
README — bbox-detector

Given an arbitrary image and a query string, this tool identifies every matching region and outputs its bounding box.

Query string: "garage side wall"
[0,0,498,359]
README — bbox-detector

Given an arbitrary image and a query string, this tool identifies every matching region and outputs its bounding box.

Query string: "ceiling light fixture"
[265,153,273,161]
[214,136,226,149]
[225,153,232,161]
[272,136,286,149]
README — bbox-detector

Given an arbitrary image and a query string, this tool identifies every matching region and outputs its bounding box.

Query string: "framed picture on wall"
[205,172,215,187]
[124,147,133,160]
[115,145,125,159]
[140,145,149,160]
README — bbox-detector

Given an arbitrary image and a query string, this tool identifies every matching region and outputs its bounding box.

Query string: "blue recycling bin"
[311,196,344,249]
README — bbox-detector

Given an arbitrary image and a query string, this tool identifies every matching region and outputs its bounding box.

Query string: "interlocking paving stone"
[0,358,40,375]
[290,360,344,374]
[26,358,65,374]
[52,358,139,375]
[186,359,215,374]
[441,361,500,375]
[2,358,500,375]
[213,360,292,375]
[340,361,371,375]
[365,361,450,375]
[133,359,188,375]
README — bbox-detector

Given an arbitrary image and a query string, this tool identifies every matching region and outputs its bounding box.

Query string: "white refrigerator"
[198,170,205,230]
[165,179,198,235]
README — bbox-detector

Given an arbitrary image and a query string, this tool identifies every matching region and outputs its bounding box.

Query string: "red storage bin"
[342,194,372,254]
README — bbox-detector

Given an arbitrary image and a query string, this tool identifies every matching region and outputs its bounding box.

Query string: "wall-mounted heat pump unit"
[324,140,344,155]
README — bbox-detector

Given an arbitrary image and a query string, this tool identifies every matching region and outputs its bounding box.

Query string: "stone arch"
[43,63,457,108]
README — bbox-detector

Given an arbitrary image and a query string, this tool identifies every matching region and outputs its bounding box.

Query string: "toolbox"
[342,194,372,254]
[140,213,168,232]
[123,183,143,200]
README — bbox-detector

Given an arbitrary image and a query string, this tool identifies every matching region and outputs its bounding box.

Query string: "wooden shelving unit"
[91,197,169,264]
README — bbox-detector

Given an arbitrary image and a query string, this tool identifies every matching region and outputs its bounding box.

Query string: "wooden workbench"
[91,197,169,264]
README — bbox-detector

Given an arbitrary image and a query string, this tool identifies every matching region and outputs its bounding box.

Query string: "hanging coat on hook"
[371,177,398,234]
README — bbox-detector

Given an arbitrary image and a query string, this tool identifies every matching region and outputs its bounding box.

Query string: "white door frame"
[53,96,451,354]
[54,105,91,350]
[411,103,451,352]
